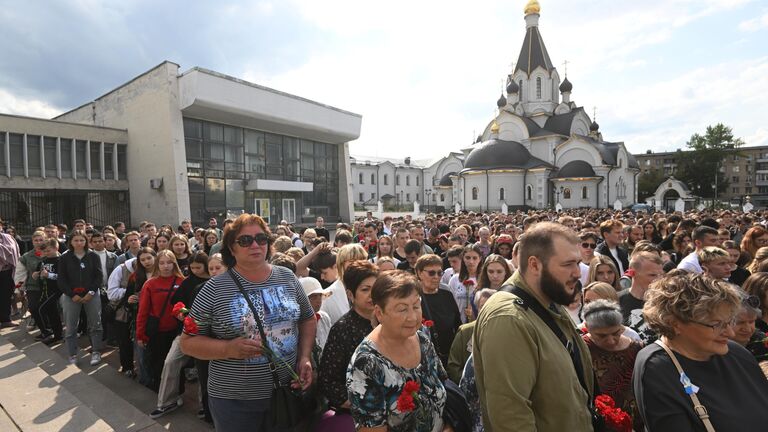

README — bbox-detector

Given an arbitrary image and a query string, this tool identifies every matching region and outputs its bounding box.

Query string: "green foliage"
[676,123,744,198]
[638,168,667,201]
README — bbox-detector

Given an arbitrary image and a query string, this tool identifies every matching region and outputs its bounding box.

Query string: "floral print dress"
[347,330,447,432]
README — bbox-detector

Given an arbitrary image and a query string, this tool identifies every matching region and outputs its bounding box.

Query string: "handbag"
[500,284,605,432]
[145,277,177,340]
[228,269,305,429]
[654,340,717,432]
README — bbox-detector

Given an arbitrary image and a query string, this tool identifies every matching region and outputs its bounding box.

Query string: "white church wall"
[557,145,601,167]
[498,113,530,142]
[488,172,525,208]
[554,180,599,209]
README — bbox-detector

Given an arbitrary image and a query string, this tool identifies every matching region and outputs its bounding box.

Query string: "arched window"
[563,188,571,199]
[536,77,542,99]
[526,184,532,200]
[499,188,505,200]
[618,158,622,167]
[440,193,445,201]
[472,187,479,200]
[396,175,400,185]
[384,174,389,185]
[371,173,375,184]
[406,176,410,186]
[416,176,419,186]
[358,173,363,184]
[581,186,588,199]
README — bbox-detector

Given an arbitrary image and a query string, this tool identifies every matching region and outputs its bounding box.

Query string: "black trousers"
[196,358,212,422]
[114,320,134,371]
[27,290,49,335]
[0,269,14,323]
[38,292,62,338]
[147,331,176,392]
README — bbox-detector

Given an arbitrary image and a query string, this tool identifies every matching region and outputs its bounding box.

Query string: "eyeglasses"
[235,233,270,247]
[423,269,444,277]
[690,317,737,334]
[581,242,597,249]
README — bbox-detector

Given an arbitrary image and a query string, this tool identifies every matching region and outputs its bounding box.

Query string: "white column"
[86,140,92,180]
[4,132,9,177]
[113,143,119,180]
[56,137,62,179]
[99,141,105,180]
[72,140,77,180]
[22,134,28,178]
[40,135,46,179]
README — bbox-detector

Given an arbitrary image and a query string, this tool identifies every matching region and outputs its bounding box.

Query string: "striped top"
[188,265,314,400]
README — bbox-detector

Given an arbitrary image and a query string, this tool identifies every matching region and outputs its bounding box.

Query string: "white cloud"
[739,12,768,31]
[0,89,61,119]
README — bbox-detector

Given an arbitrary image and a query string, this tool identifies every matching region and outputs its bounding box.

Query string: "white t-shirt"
[319,279,350,325]
[608,247,625,274]
[677,251,703,274]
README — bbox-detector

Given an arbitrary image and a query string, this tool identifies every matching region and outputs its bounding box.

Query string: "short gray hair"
[582,299,623,330]
[474,288,497,310]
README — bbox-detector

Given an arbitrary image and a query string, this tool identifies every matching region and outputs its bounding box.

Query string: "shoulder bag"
[654,340,716,432]
[500,284,605,432]
[145,277,177,339]
[228,269,305,429]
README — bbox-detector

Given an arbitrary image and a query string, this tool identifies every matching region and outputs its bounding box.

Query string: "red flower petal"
[404,380,420,394]
[172,302,186,316]
[183,315,199,335]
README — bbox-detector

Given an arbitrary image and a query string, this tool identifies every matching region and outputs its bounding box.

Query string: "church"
[351,0,640,212]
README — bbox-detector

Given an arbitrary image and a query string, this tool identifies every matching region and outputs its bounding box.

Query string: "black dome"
[438,172,456,186]
[506,80,519,94]
[496,94,507,108]
[463,139,550,171]
[559,77,573,93]
[590,120,599,131]
[555,160,597,178]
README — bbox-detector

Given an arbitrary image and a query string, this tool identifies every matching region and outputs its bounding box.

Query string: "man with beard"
[473,222,595,432]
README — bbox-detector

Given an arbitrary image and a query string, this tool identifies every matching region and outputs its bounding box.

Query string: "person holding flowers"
[179,214,316,432]
[447,244,483,323]
[346,271,449,432]
[415,254,461,368]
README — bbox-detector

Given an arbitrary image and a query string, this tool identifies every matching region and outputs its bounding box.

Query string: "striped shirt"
[188,266,313,400]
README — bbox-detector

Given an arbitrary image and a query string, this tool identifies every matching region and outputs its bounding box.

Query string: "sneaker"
[34,333,50,341]
[89,352,101,366]
[68,355,77,365]
[123,370,136,378]
[41,334,61,345]
[149,401,181,419]
[197,409,205,419]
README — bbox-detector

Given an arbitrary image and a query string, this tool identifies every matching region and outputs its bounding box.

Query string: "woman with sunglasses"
[180,214,316,432]
[415,254,461,368]
[578,231,599,285]
[634,273,768,430]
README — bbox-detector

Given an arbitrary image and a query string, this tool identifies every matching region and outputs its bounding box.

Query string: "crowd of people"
[1,208,768,431]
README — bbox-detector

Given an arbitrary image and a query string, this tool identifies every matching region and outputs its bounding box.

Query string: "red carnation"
[422,318,434,328]
[172,302,188,316]
[624,268,636,278]
[763,337,768,349]
[404,380,420,394]
[34,250,42,257]
[396,393,415,412]
[462,279,475,287]
[183,315,199,335]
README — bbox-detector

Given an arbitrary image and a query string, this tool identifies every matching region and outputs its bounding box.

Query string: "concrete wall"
[56,62,189,227]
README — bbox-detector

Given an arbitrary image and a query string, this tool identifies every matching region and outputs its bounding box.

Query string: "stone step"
[0,325,213,432]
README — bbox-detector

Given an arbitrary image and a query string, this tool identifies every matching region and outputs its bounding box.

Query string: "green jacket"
[16,250,44,292]
[473,271,594,432]
[447,321,475,383]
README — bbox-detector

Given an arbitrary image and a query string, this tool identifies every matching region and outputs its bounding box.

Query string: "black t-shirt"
[617,288,644,324]
[421,290,462,368]
[634,341,768,431]
[729,267,750,287]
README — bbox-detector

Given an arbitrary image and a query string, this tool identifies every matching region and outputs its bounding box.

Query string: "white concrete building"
[350,0,639,212]
[47,61,361,228]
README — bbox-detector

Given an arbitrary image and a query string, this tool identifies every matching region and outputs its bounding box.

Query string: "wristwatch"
[88,291,96,296]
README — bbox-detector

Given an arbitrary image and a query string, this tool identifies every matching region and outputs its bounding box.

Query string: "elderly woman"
[744,272,768,333]
[582,300,643,431]
[347,271,448,432]
[416,254,462,368]
[180,214,316,432]
[633,273,768,430]
[729,290,768,363]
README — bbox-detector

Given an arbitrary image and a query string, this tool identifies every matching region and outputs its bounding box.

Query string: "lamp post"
[553,185,564,205]
[425,188,432,213]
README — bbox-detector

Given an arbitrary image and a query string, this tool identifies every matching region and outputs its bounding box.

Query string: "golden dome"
[524,0,541,15]
[491,121,500,134]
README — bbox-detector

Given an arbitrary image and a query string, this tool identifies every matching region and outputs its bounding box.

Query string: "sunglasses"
[424,269,444,277]
[581,242,597,249]
[235,233,270,247]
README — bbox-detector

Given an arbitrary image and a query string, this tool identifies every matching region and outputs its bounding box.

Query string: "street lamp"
[553,185,564,205]
[425,188,432,213]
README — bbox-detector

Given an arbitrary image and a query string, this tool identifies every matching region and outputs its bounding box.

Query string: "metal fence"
[0,189,130,236]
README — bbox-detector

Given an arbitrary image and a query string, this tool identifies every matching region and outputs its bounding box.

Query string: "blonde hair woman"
[321,243,369,325]
[747,247,768,274]
[587,255,621,290]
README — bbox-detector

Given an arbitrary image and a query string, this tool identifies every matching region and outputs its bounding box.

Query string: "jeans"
[209,397,297,432]
[156,335,189,408]
[0,269,14,323]
[136,338,152,387]
[61,294,103,357]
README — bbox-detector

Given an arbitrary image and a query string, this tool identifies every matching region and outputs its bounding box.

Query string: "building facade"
[635,146,768,208]
[351,0,639,212]
[40,62,360,229]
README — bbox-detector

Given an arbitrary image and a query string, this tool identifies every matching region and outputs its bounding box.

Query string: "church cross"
[562,60,569,76]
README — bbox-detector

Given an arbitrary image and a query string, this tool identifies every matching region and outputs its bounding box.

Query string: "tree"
[676,123,744,199]
[638,168,666,202]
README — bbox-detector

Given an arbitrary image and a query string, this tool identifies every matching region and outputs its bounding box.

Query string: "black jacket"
[57,250,103,298]
[596,242,629,275]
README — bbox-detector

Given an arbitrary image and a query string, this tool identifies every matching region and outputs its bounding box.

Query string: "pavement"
[0,322,214,432]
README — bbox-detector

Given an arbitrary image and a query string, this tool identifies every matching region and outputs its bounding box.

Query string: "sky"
[1,0,767,160]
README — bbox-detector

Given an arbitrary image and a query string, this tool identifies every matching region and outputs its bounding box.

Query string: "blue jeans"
[60,294,103,357]
[209,397,297,432]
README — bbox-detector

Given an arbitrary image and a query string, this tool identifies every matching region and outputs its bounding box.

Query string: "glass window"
[104,143,114,179]
[27,135,41,177]
[225,179,245,210]
[265,133,283,180]
[0,133,5,175]
[9,133,23,177]
[205,123,224,142]
[499,188,505,200]
[396,175,400,186]
[359,173,364,184]
[186,139,202,159]
[384,174,388,185]
[359,193,364,202]
[206,142,224,160]
[581,186,588,199]
[371,173,375,185]
[117,144,127,180]
[61,139,73,178]
[184,118,203,139]
[90,141,102,178]
[246,130,265,156]
[75,140,87,177]
[223,126,241,145]
[44,137,57,177]
[371,193,376,200]
[205,178,226,208]
[536,77,542,99]
[472,187,478,200]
